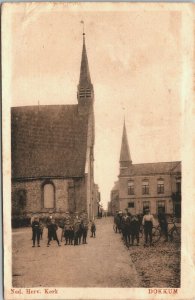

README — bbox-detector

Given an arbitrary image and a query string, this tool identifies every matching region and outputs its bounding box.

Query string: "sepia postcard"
[2,2,195,300]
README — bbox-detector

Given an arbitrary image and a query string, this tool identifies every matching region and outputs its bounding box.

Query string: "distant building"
[109,181,119,215]
[93,184,101,218]
[11,33,97,220]
[114,121,181,217]
[107,201,112,215]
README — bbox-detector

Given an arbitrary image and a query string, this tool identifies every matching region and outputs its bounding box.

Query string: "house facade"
[11,33,96,221]
[113,122,181,217]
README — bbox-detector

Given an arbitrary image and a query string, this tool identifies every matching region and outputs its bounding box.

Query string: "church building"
[11,33,96,221]
[110,122,181,218]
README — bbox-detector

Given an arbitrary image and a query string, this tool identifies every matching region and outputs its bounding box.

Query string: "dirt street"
[12,217,140,287]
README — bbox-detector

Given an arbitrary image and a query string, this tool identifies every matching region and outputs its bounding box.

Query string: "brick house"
[113,121,181,217]
[11,34,96,221]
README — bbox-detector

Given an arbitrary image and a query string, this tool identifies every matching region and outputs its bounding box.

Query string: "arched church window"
[43,182,55,209]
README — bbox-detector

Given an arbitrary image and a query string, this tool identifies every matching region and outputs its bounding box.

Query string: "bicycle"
[168,221,181,242]
[151,220,181,244]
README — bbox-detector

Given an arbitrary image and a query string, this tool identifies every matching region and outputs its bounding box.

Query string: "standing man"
[131,214,140,246]
[62,211,71,243]
[81,211,89,244]
[121,210,130,246]
[158,209,168,242]
[142,209,154,246]
[64,219,72,245]
[32,217,41,247]
[73,212,81,246]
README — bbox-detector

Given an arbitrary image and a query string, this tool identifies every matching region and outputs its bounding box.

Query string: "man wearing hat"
[142,209,154,246]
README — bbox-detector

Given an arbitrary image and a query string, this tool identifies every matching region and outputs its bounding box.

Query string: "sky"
[9,3,183,208]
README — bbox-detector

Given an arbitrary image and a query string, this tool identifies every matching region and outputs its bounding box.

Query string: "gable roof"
[126,161,181,176]
[11,105,89,179]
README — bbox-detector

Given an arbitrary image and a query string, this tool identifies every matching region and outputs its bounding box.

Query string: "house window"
[128,202,135,208]
[157,200,166,214]
[43,183,55,209]
[142,180,149,195]
[128,180,134,195]
[157,179,164,194]
[143,201,150,214]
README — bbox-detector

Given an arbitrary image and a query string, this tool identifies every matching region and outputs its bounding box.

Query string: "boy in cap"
[90,219,96,238]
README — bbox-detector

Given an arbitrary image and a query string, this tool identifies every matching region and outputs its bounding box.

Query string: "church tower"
[77,32,94,113]
[77,29,95,219]
[119,120,132,172]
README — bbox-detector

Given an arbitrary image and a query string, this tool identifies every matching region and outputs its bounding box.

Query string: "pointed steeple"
[120,120,132,167]
[77,30,94,107]
[79,33,91,87]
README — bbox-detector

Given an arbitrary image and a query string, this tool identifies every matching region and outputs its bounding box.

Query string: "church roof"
[11,105,89,179]
[127,161,181,176]
[120,121,132,163]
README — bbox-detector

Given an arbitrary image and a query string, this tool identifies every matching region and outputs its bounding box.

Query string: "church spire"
[77,25,94,106]
[120,120,132,167]
[79,33,92,87]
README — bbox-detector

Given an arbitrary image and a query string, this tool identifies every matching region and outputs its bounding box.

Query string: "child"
[39,221,44,240]
[90,220,96,238]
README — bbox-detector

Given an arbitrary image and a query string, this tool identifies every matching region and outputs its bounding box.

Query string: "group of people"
[31,211,96,247]
[114,210,142,246]
[114,208,168,247]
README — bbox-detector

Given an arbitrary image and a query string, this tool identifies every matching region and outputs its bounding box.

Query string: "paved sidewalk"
[12,217,140,287]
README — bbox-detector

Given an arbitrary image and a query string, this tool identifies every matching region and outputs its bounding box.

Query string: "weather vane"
[80,20,85,35]
[122,106,126,122]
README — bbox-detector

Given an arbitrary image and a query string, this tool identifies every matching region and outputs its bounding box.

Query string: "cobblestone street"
[12,217,140,287]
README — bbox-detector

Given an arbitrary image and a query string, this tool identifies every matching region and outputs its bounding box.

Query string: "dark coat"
[47,223,58,240]
[91,222,96,232]
[32,221,41,232]
[131,216,140,234]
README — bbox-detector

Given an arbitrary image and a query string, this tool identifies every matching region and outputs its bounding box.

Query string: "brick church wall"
[12,177,87,218]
